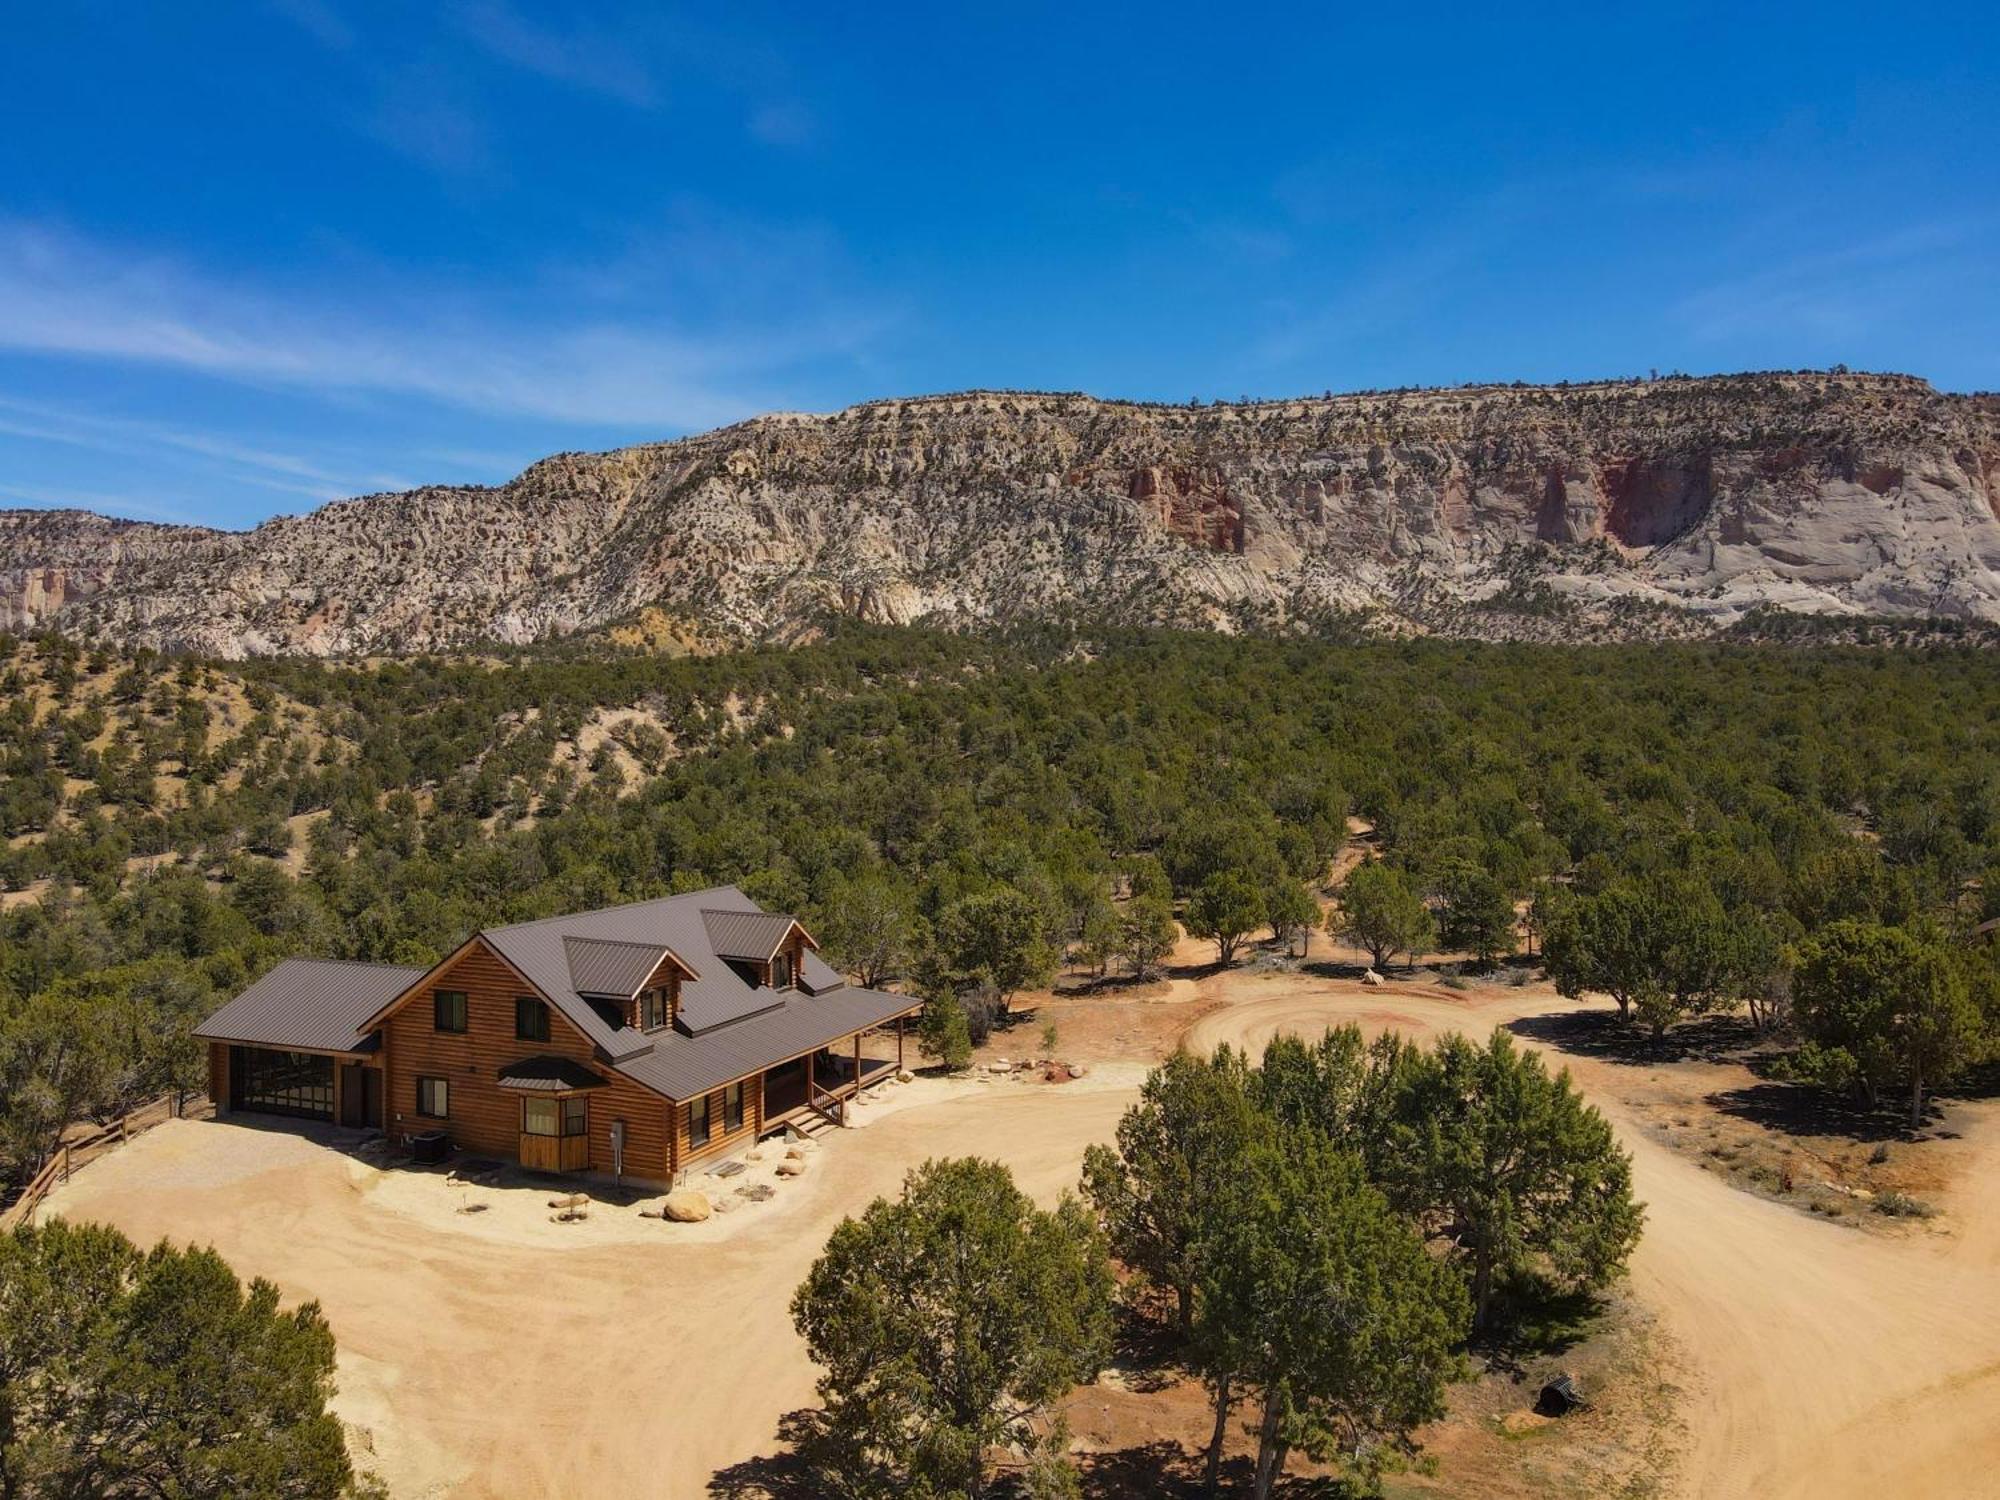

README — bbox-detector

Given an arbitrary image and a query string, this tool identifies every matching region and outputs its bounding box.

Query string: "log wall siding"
[208,1041,230,1109]
[631,956,685,1030]
[379,940,673,1182]
[673,1072,764,1171]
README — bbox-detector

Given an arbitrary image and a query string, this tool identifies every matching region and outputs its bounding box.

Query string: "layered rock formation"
[2,370,1997,656]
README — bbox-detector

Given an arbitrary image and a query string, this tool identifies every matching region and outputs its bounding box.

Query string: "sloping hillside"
[3,371,1997,656]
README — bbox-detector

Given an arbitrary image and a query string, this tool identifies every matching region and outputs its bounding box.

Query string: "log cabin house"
[195,886,919,1185]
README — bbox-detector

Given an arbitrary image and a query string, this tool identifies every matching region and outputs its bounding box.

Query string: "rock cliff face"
[3,371,1997,656]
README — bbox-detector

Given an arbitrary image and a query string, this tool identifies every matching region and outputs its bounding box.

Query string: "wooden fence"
[0,1093,207,1233]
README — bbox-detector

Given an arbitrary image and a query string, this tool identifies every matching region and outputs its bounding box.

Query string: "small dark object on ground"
[1536,1374,1587,1417]
[711,1159,747,1178]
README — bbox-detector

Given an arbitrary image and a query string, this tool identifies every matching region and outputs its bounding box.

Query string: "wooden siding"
[379,939,673,1182]
[673,1071,764,1171]
[207,1041,230,1109]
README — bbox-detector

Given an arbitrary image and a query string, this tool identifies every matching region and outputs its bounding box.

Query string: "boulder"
[662,1189,712,1223]
[896,1070,915,1084]
[1068,1062,1089,1079]
[777,1158,809,1177]
[1361,968,1384,987]
[988,1059,1014,1075]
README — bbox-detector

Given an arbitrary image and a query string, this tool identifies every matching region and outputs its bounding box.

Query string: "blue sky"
[1,3,1995,529]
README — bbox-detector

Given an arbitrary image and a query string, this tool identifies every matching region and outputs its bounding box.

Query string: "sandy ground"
[1180,971,2000,1500]
[37,956,2000,1499]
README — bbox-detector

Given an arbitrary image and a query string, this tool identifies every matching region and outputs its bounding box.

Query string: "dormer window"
[771,953,793,991]
[640,987,670,1029]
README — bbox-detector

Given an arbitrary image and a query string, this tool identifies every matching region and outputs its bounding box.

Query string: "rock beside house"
[662,1189,712,1222]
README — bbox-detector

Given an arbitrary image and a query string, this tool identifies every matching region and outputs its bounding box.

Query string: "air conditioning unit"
[410,1130,450,1165]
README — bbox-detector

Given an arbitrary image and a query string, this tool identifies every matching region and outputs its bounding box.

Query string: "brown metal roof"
[700,909,804,963]
[198,887,909,1105]
[195,958,424,1054]
[615,983,920,1102]
[562,936,669,999]
[496,1056,608,1092]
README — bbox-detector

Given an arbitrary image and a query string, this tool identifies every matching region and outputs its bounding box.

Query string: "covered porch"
[760,1020,906,1131]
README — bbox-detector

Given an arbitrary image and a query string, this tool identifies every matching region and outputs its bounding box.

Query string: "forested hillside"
[4,624,1998,1187]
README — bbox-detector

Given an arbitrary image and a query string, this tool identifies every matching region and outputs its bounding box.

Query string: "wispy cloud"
[0,481,212,527]
[1674,223,1983,345]
[0,396,366,502]
[451,0,657,107]
[0,219,889,430]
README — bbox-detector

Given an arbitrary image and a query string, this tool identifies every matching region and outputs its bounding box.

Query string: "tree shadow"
[1468,1281,1606,1377]
[1105,1302,1190,1394]
[1703,1081,1917,1144]
[706,1410,830,1498]
[1506,1008,1780,1069]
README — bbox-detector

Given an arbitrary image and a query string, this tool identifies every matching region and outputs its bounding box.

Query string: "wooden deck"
[762,1054,897,1130]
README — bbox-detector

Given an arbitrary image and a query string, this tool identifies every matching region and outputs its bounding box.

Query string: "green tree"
[790,1158,1113,1500]
[1333,862,1434,971]
[1435,861,1517,969]
[819,871,915,989]
[1082,1047,1256,1338]
[915,991,973,1072]
[1388,1030,1642,1328]
[1185,870,1264,965]
[1792,921,1984,1128]
[1262,878,1320,957]
[1194,1127,1467,1499]
[0,983,136,1185]
[934,886,1057,1008]
[0,1218,368,1499]
[1119,894,1178,980]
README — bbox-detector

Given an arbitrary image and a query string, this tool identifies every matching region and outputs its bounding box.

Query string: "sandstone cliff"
[3,371,1997,656]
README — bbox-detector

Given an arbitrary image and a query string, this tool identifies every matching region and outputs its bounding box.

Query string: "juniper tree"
[791,1158,1113,1500]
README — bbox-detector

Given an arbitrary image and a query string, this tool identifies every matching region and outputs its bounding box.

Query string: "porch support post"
[897,1015,905,1071]
[853,1031,862,1094]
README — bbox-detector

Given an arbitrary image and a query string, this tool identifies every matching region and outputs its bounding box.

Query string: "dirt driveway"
[1182,973,2000,1500]
[39,1073,1140,1499]
[38,966,2000,1499]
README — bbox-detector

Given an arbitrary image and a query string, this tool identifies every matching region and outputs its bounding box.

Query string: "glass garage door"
[231,1046,335,1120]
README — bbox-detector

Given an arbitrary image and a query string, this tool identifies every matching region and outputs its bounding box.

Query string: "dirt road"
[39,1072,1138,1499]
[37,964,2000,1498]
[1183,974,2000,1500]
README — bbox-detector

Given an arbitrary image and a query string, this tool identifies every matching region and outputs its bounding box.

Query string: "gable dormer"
[563,935,695,1032]
[701,909,819,991]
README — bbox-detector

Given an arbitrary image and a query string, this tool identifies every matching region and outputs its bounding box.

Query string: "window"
[523,1097,588,1137]
[770,953,793,990]
[640,988,669,1030]
[515,996,549,1042]
[724,1080,744,1132]
[688,1092,711,1148]
[433,990,468,1033]
[417,1076,449,1118]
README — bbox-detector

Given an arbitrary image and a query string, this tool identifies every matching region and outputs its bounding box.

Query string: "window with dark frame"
[770,953,792,990]
[417,1076,449,1118]
[724,1080,743,1132]
[688,1092,711,1148]
[641,988,668,1029]
[515,996,549,1042]
[562,1097,587,1138]
[433,990,468,1033]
